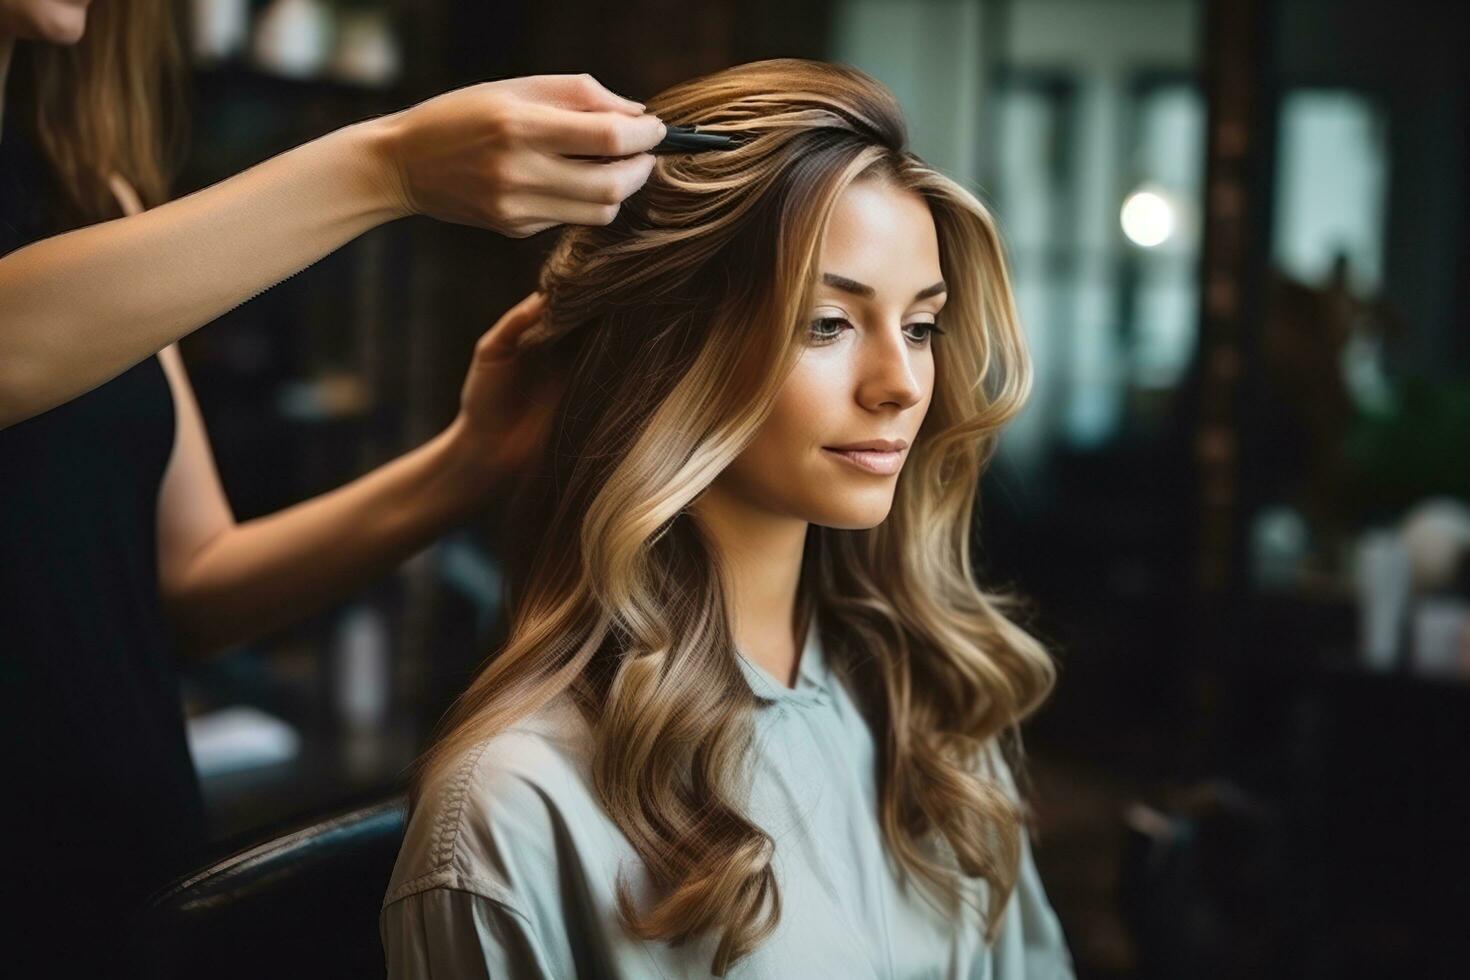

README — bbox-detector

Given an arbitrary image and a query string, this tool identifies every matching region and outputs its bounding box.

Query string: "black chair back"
[141,795,406,980]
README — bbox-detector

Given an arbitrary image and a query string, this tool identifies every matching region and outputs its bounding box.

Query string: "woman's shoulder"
[383,694,596,910]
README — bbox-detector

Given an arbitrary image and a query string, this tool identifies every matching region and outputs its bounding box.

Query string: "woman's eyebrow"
[821,272,948,301]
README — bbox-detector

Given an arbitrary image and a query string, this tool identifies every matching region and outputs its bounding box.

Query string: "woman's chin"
[810,497,897,531]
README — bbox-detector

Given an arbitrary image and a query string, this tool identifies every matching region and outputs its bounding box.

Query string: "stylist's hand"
[448,291,565,486]
[378,73,666,237]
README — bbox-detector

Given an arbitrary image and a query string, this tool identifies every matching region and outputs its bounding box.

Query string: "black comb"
[650,125,750,154]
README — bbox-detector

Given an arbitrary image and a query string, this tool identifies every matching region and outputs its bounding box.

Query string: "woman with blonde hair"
[382,58,1076,978]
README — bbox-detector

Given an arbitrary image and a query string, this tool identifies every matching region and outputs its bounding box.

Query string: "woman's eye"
[805,316,947,345]
[904,321,943,344]
[807,316,850,342]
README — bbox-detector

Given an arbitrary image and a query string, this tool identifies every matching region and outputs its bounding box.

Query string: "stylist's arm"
[0,72,664,428]
[156,289,561,658]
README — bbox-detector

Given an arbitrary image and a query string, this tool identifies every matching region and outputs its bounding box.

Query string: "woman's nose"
[856,324,927,411]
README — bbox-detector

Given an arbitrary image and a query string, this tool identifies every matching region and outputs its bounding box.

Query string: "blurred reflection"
[1243,1,1470,975]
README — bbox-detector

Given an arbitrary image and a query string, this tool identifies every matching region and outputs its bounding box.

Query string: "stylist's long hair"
[410,57,1058,976]
[9,0,183,227]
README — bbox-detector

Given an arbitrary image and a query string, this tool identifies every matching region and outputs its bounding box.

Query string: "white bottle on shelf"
[190,0,249,62]
[333,602,391,732]
[1353,527,1411,671]
[252,0,334,79]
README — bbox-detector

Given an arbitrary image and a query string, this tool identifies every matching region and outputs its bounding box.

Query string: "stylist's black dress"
[1,123,206,976]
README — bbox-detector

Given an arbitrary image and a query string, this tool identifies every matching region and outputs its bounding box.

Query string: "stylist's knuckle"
[483,194,513,225]
[485,101,521,143]
[593,176,624,205]
[595,202,621,225]
[484,115,512,147]
[590,118,625,156]
[630,159,656,189]
[484,155,517,191]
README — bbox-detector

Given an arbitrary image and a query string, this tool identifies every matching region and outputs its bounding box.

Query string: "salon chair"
[139,794,407,980]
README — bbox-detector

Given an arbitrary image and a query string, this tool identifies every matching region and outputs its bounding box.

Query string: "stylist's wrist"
[437,413,505,508]
[349,115,417,222]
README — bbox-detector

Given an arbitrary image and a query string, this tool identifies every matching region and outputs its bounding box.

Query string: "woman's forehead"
[815,182,942,300]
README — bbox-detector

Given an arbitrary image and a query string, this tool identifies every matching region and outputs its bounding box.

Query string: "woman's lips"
[822,447,905,475]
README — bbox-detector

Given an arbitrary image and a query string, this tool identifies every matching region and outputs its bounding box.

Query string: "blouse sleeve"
[980,738,1079,980]
[381,887,558,980]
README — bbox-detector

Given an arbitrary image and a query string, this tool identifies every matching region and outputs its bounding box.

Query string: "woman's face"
[712,177,944,530]
[0,0,90,44]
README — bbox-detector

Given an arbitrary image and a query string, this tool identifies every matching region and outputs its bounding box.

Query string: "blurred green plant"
[1341,375,1470,522]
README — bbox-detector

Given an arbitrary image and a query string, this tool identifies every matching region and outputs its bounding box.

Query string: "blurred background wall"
[171,1,1470,976]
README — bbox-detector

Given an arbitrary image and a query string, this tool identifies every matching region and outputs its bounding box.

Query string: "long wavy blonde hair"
[410,57,1058,975]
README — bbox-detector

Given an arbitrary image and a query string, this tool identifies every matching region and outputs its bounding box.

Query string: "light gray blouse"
[381,612,1077,978]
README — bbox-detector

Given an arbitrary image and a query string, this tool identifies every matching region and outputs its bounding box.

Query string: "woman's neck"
[692,485,809,688]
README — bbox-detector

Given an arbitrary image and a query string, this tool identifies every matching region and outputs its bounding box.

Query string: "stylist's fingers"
[498,192,649,236]
[475,292,547,362]
[380,72,663,235]
[518,103,667,158]
[508,151,657,208]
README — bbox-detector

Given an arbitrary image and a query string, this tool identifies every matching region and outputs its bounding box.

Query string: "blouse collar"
[735,610,833,709]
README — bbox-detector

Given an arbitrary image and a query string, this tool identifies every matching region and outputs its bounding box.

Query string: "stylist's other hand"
[378,73,666,237]
[448,291,565,488]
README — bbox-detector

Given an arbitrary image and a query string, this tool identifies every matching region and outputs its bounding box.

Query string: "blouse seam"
[381,874,531,920]
[386,736,532,909]
[430,738,500,870]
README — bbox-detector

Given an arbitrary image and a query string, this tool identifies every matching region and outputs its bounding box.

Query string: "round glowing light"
[1120,188,1176,247]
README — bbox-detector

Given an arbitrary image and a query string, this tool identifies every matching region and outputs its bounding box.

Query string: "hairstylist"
[0,1,665,975]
